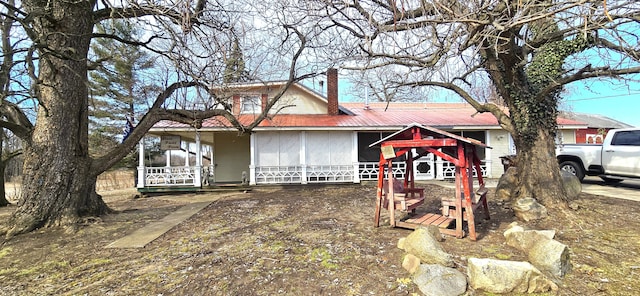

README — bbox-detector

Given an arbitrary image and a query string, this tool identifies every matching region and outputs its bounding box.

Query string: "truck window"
[611,131,640,146]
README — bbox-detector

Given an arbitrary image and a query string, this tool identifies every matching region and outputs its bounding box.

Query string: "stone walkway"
[106,192,243,248]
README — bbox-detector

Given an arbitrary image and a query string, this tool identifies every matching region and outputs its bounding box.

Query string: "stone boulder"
[402,253,421,274]
[467,258,558,294]
[504,222,556,251]
[528,237,572,279]
[504,223,572,279]
[398,226,454,267]
[513,197,548,222]
[413,264,467,296]
[561,170,582,200]
[495,167,518,202]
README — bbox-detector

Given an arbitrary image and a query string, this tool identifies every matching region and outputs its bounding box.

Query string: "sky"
[561,80,640,127]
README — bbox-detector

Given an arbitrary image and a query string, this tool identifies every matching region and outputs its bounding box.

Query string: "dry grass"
[1,183,639,295]
[4,170,135,203]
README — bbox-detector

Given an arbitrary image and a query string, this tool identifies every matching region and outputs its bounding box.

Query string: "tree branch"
[0,100,33,140]
[412,80,514,133]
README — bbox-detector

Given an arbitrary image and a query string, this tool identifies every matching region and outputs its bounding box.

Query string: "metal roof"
[559,111,633,129]
[369,122,490,148]
[150,102,587,132]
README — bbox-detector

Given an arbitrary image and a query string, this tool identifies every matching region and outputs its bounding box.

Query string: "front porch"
[137,161,490,190]
[135,129,491,192]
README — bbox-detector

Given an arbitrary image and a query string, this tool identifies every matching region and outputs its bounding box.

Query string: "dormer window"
[241,95,261,114]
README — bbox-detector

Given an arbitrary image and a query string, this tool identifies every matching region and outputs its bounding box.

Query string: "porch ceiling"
[147,130,218,145]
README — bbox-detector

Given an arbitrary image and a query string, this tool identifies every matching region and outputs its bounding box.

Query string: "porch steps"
[138,185,251,195]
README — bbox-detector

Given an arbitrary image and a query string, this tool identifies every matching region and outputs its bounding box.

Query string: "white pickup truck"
[556,128,640,182]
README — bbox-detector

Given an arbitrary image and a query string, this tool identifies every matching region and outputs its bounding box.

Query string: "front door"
[213,132,251,183]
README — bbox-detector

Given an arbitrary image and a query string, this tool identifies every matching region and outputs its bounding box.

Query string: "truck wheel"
[560,161,584,181]
[600,176,623,184]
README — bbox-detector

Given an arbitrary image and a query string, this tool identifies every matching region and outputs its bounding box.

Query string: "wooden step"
[397,212,454,230]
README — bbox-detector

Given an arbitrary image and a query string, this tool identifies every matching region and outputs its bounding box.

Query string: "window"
[611,130,640,146]
[357,132,392,162]
[241,95,261,114]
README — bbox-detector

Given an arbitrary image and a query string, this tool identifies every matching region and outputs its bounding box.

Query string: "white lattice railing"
[440,161,488,179]
[306,165,354,183]
[145,166,196,187]
[360,160,488,181]
[358,162,406,181]
[255,166,303,184]
[144,160,490,187]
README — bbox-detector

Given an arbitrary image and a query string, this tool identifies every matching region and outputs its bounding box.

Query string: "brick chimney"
[261,93,268,112]
[232,95,241,115]
[327,68,339,115]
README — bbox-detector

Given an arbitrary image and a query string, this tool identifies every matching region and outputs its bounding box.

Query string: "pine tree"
[223,37,250,83]
[88,20,158,168]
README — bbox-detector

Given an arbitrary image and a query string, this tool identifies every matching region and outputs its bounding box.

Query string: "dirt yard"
[1,183,639,295]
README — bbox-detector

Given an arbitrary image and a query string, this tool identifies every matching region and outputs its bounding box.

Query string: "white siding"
[270,87,327,115]
[487,130,513,176]
[558,129,576,144]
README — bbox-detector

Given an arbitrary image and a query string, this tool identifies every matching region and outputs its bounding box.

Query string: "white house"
[136,69,586,191]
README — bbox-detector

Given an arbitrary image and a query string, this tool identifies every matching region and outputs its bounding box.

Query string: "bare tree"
[347,66,434,103]
[0,0,325,236]
[318,0,640,207]
[0,0,28,207]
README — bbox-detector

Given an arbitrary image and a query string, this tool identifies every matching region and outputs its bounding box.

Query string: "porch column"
[249,133,256,185]
[352,131,360,183]
[184,142,190,166]
[485,131,492,178]
[194,131,202,187]
[300,131,307,184]
[436,148,444,180]
[165,150,171,167]
[209,144,215,180]
[137,137,145,188]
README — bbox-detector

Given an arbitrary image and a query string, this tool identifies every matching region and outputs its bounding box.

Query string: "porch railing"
[255,166,303,184]
[306,165,354,183]
[254,165,355,184]
[144,166,196,187]
[142,160,489,187]
[358,162,406,181]
[359,160,489,181]
[440,161,489,179]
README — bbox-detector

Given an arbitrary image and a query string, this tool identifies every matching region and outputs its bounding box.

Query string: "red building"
[561,112,633,144]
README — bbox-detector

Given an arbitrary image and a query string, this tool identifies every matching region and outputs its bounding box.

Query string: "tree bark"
[512,129,567,208]
[479,30,569,209]
[4,0,110,237]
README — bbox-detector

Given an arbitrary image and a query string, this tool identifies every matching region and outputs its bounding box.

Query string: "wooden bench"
[382,179,425,213]
[441,184,490,218]
[440,184,490,240]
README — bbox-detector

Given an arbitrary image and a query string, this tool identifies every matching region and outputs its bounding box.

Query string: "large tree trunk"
[513,129,567,208]
[3,0,109,237]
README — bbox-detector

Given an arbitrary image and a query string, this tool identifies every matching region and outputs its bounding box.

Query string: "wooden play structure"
[372,123,490,240]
